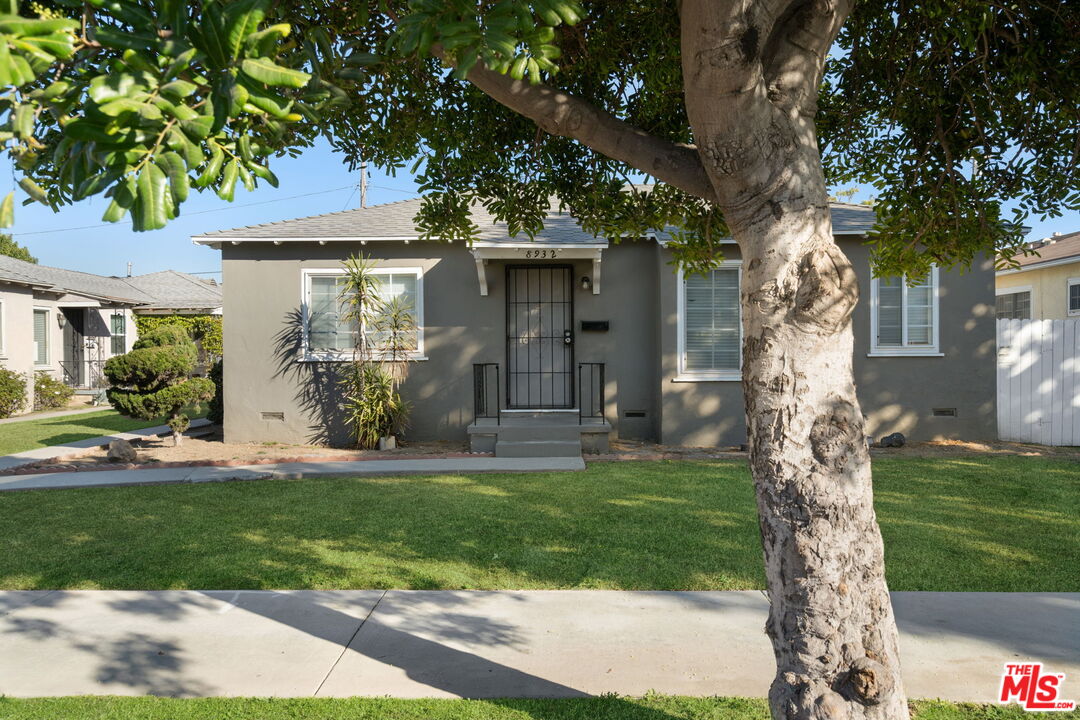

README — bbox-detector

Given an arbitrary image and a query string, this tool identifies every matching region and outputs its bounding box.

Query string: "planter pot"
[378,436,397,451]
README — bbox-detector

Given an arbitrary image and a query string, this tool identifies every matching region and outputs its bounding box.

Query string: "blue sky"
[3,138,1078,279]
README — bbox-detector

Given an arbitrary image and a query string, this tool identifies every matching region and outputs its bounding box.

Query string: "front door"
[506,265,574,409]
[61,308,85,387]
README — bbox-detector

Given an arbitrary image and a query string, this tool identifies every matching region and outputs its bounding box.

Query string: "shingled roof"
[0,255,221,310]
[192,197,877,245]
[1009,231,1080,270]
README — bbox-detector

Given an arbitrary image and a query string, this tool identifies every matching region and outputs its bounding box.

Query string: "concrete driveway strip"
[0,590,1076,701]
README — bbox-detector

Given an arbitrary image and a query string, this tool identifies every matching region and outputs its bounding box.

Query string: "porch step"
[495,439,583,458]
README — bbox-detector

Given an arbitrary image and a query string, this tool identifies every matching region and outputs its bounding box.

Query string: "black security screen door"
[506,265,574,409]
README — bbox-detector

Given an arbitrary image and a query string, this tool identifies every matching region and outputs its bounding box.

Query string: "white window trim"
[33,306,50,367]
[868,266,941,357]
[299,266,427,362]
[675,260,743,382]
[0,298,5,358]
[1067,278,1080,317]
[995,285,1035,320]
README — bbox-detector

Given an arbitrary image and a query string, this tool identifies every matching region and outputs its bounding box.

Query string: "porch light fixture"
[580,276,591,292]
[56,312,66,329]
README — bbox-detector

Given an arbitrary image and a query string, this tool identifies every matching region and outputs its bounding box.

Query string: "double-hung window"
[302,267,424,360]
[870,267,940,355]
[1068,278,1080,316]
[995,289,1031,320]
[110,312,127,355]
[33,308,49,366]
[677,262,742,380]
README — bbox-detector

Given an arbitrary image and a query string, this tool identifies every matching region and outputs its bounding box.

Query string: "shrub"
[34,371,74,411]
[207,359,223,425]
[341,363,409,449]
[133,314,222,362]
[0,368,27,418]
[105,326,215,445]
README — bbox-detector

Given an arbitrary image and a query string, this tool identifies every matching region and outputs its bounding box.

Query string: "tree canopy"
[0,232,35,262]
[0,0,1075,278]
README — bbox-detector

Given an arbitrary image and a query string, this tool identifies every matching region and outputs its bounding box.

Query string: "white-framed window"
[33,307,50,366]
[1068,278,1080,316]
[110,311,127,355]
[300,266,425,361]
[676,261,742,381]
[869,266,941,356]
[995,286,1032,320]
[0,298,5,357]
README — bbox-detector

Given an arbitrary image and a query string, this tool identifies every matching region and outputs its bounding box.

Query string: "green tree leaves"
[0,0,318,231]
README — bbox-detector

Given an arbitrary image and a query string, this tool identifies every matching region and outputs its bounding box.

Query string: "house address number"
[522,249,557,259]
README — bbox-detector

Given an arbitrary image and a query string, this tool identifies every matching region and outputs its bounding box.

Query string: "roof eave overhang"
[996,255,1080,276]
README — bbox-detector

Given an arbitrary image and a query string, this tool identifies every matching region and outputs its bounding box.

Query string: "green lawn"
[0,696,1062,720]
[0,408,205,456]
[0,457,1075,592]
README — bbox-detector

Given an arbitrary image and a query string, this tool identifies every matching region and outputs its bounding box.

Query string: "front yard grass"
[0,408,207,456]
[0,696,1060,720]
[0,457,1076,591]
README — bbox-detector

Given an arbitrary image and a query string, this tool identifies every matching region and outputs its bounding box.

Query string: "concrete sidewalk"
[0,456,586,491]
[0,590,1075,701]
[0,405,107,426]
[0,418,212,472]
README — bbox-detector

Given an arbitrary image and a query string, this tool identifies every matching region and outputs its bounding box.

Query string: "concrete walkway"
[0,590,1075,701]
[0,456,587,491]
[0,418,213,472]
[0,405,107,426]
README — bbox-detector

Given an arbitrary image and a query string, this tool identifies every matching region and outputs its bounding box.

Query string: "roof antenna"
[126,261,132,277]
[360,154,368,209]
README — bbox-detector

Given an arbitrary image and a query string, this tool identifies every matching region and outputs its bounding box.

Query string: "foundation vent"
[932,408,957,417]
[624,410,647,418]
[261,411,285,422]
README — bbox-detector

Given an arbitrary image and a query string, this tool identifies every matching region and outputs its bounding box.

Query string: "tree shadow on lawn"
[0,461,768,593]
[0,457,1076,595]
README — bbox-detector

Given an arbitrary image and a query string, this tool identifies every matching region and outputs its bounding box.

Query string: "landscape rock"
[106,439,137,463]
[878,432,906,449]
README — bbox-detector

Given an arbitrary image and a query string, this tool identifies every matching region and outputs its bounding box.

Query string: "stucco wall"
[221,237,995,447]
[220,241,661,446]
[657,238,997,446]
[0,283,37,411]
[996,261,1080,320]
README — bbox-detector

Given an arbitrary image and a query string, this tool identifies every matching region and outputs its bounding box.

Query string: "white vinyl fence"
[997,318,1080,445]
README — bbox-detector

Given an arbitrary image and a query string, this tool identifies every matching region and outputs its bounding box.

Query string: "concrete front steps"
[467,410,611,458]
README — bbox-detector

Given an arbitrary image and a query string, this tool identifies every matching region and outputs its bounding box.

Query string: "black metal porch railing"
[577,363,605,425]
[59,360,109,390]
[473,363,501,425]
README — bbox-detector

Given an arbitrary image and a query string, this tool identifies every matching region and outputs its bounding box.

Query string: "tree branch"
[443,49,717,203]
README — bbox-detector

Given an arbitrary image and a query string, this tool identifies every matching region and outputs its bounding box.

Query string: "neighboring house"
[0,255,221,412]
[996,230,1080,320]
[194,197,996,455]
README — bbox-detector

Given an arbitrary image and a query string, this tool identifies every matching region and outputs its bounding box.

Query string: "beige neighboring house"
[996,230,1080,320]
[0,255,221,414]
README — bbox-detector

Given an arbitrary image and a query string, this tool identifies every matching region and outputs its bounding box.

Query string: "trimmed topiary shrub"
[0,368,27,418]
[34,371,74,411]
[207,359,223,425]
[105,325,214,445]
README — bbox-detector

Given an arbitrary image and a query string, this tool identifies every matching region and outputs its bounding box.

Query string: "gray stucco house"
[194,198,996,455]
[0,255,221,411]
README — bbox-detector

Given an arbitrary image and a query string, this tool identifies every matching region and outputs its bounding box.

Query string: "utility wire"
[14,183,419,238]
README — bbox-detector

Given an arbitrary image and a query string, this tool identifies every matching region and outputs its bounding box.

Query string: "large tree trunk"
[734,200,908,719]
[677,2,910,716]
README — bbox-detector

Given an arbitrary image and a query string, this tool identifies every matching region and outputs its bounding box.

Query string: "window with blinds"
[110,312,127,355]
[303,268,423,358]
[680,266,741,377]
[1069,280,1080,315]
[996,291,1031,320]
[872,268,939,354]
[33,308,48,365]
